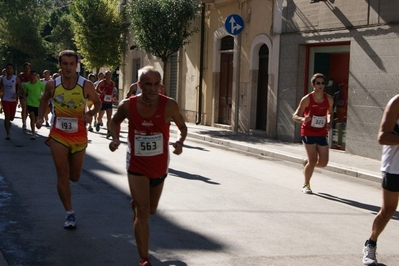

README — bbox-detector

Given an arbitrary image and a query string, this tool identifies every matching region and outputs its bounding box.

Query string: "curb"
[170,128,382,183]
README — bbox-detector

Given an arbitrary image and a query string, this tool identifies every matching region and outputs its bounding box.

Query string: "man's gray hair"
[138,66,161,82]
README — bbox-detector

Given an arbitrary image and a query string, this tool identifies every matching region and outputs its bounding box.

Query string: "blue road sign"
[225,14,244,35]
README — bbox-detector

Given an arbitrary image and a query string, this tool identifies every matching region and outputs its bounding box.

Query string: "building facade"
[278,0,399,159]
[119,0,399,160]
[196,0,279,138]
[120,0,278,138]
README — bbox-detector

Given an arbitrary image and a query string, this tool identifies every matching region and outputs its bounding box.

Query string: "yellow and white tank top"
[50,76,88,144]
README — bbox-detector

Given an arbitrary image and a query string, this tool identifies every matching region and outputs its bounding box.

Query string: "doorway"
[308,44,350,150]
[256,44,269,130]
[219,53,233,125]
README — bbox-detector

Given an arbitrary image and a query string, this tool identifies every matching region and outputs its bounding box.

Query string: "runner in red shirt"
[95,70,114,138]
[293,73,333,194]
[109,66,187,266]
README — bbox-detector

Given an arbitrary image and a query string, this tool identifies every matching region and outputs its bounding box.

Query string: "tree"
[70,0,127,71]
[127,0,199,84]
[46,8,76,56]
[0,0,51,71]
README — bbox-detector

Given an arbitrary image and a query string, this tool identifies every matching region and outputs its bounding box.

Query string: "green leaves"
[70,0,127,71]
[0,0,47,60]
[128,0,199,62]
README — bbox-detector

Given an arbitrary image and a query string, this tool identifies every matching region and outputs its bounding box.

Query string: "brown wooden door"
[219,53,233,125]
[256,46,269,130]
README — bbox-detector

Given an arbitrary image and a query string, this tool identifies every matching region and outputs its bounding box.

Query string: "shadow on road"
[169,168,220,185]
[314,192,399,220]
[0,115,225,265]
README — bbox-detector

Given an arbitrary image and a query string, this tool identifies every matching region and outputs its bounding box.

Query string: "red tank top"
[19,73,31,84]
[127,95,170,178]
[301,92,330,137]
[98,80,114,104]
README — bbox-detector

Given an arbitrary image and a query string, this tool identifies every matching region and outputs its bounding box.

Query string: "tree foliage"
[0,0,127,74]
[0,0,51,70]
[47,9,76,55]
[70,0,127,71]
[127,0,199,81]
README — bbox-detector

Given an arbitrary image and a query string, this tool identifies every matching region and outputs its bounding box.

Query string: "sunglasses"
[315,81,325,85]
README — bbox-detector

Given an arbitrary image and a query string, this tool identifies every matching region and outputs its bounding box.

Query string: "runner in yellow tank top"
[36,50,101,229]
[49,75,88,151]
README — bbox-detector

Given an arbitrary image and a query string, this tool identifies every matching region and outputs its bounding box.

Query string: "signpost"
[224,14,244,35]
[224,14,244,132]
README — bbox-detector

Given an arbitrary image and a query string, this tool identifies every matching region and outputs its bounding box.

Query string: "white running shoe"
[362,244,377,265]
[302,184,312,194]
[64,212,76,229]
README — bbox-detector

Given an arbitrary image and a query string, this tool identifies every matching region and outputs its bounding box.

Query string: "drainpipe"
[196,3,206,125]
[234,33,242,132]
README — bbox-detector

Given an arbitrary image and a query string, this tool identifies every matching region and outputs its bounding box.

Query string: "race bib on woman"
[104,94,112,102]
[311,115,326,128]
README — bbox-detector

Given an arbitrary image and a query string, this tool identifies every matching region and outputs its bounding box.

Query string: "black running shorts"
[127,171,167,187]
[382,172,399,192]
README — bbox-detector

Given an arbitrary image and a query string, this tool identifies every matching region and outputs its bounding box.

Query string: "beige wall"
[120,0,278,137]
[119,30,164,100]
[195,0,277,136]
[177,16,202,123]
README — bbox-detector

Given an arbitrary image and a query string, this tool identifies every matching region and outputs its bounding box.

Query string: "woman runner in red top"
[95,70,115,138]
[293,73,334,194]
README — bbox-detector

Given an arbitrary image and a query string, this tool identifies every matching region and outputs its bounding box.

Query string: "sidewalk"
[170,122,382,182]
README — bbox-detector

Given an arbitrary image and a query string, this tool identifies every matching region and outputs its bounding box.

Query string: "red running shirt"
[301,92,330,137]
[98,80,114,104]
[127,94,170,178]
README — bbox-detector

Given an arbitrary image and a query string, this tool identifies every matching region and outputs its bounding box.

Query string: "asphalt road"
[0,118,399,266]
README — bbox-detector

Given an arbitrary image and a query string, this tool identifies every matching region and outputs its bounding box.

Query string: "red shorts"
[2,101,17,120]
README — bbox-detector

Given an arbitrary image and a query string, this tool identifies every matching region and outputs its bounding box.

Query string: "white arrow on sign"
[229,16,242,34]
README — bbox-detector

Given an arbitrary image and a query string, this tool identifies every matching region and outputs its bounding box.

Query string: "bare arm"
[23,83,28,99]
[378,94,399,145]
[84,81,101,123]
[16,77,22,96]
[109,99,129,152]
[292,95,310,123]
[167,99,187,155]
[36,81,54,129]
[95,80,104,94]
